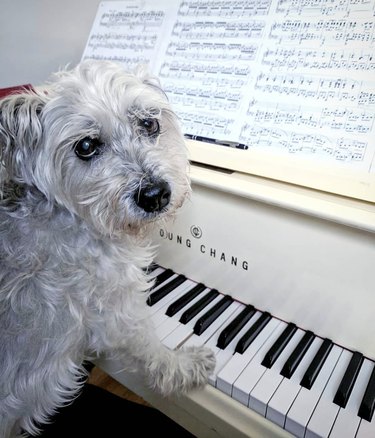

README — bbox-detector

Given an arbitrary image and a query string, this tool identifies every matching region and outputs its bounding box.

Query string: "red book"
[0,84,33,99]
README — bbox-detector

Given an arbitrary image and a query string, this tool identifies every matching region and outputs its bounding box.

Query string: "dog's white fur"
[0,60,215,437]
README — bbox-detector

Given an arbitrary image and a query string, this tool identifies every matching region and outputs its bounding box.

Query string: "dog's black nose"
[134,181,171,213]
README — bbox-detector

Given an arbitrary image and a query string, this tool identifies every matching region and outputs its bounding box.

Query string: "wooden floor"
[88,366,150,407]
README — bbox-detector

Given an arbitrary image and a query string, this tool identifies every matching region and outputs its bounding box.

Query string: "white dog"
[0,60,215,437]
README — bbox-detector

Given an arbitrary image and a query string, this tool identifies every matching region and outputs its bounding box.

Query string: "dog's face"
[0,60,190,237]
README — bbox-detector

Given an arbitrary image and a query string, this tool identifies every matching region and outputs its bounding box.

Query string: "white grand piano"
[96,139,375,438]
[86,1,375,435]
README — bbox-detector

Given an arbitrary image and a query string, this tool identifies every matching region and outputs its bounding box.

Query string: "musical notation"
[172,20,265,39]
[167,89,241,112]
[82,0,375,173]
[246,102,375,134]
[254,73,375,106]
[159,61,250,84]
[178,111,234,137]
[262,48,375,72]
[239,124,368,163]
[178,0,272,17]
[82,53,150,67]
[165,41,258,61]
[269,19,375,46]
[82,2,167,71]
[99,10,164,28]
[276,0,375,18]
[87,33,157,52]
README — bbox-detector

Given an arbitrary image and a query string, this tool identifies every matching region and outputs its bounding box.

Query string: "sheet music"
[82,0,375,174]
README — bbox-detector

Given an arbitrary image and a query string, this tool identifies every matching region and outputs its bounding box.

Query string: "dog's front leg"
[100,311,216,397]
[142,334,216,396]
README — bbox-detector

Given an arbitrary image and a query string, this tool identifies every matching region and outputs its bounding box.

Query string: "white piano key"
[203,305,247,377]
[151,272,178,292]
[206,350,222,385]
[148,270,375,438]
[148,266,164,278]
[266,336,323,428]
[305,349,352,438]
[162,295,223,349]
[152,305,176,327]
[232,321,288,406]
[154,287,214,338]
[183,301,241,348]
[148,275,184,315]
[207,304,255,386]
[150,280,197,324]
[284,344,342,437]
[329,358,373,438]
[249,328,306,417]
[216,316,282,397]
[356,418,375,438]
[151,282,207,327]
[155,314,181,340]
[155,287,216,341]
[204,303,246,349]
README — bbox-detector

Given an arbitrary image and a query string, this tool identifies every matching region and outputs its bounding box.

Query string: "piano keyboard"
[147,265,375,438]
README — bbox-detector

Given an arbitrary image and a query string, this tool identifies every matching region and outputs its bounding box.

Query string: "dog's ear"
[0,91,46,184]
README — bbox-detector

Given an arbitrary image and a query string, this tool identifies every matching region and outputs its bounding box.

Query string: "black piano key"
[147,274,186,306]
[300,338,333,390]
[216,305,256,350]
[280,330,315,379]
[261,323,298,369]
[153,268,174,288]
[179,290,219,324]
[235,312,272,355]
[193,295,233,336]
[166,283,206,317]
[358,362,375,422]
[333,351,364,409]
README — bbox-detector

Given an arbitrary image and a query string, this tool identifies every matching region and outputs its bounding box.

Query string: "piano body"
[1,0,375,436]
[96,142,375,438]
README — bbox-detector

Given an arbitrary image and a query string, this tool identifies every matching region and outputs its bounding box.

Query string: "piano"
[95,150,375,438]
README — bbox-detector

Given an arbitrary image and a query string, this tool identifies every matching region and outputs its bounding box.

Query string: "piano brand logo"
[190,225,202,239]
[158,227,249,271]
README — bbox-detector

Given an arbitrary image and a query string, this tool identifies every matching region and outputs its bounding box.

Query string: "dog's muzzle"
[134,180,171,213]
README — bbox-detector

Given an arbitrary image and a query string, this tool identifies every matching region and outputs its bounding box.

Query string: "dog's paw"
[178,345,216,388]
[150,345,216,396]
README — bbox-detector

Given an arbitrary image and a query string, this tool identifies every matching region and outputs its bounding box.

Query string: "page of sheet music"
[82,0,375,175]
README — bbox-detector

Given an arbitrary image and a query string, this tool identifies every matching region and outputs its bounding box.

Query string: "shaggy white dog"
[0,60,215,437]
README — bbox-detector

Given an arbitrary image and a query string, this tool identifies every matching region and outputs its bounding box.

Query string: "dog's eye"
[140,118,160,136]
[74,137,101,160]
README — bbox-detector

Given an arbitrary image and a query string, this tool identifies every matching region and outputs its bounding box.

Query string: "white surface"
[249,329,305,417]
[216,318,281,396]
[305,349,352,438]
[357,418,375,438]
[209,306,255,385]
[329,359,373,438]
[232,322,287,406]
[284,345,342,437]
[183,301,241,347]
[266,337,323,427]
